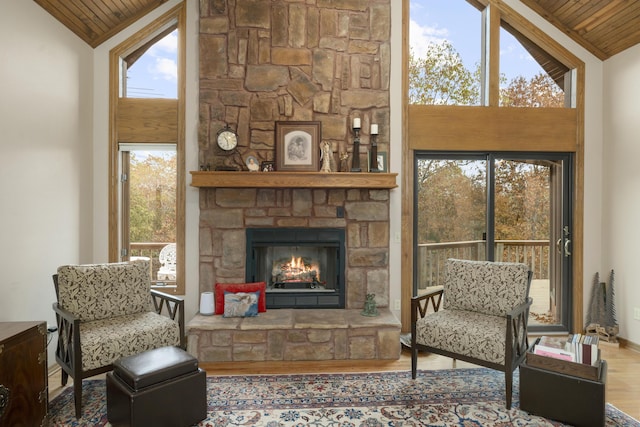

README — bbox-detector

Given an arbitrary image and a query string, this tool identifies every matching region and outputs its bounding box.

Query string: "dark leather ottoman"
[106,346,207,427]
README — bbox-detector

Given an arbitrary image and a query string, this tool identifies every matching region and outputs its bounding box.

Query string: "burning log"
[271,256,323,288]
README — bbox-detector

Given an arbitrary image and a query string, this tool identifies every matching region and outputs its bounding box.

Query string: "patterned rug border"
[49,368,640,427]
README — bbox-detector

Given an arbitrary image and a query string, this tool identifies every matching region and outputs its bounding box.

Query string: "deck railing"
[416,240,549,289]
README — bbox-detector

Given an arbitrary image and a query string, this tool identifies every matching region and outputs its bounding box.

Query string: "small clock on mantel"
[216,124,238,152]
[214,124,245,171]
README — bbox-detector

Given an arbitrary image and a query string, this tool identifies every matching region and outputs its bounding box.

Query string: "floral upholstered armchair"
[411,258,532,409]
[52,260,185,418]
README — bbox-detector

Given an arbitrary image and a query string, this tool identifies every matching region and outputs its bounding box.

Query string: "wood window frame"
[108,3,186,294]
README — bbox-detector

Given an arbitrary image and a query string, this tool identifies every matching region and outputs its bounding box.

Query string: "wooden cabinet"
[0,321,48,427]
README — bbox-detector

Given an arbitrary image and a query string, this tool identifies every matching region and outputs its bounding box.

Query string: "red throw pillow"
[215,282,266,314]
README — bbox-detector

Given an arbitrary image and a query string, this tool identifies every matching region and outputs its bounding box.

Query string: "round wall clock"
[216,125,238,152]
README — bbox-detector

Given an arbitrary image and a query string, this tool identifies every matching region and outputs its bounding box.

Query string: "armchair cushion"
[57,260,151,321]
[443,259,530,317]
[79,312,180,371]
[415,309,507,365]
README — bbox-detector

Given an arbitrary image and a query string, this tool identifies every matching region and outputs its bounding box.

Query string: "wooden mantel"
[190,171,398,189]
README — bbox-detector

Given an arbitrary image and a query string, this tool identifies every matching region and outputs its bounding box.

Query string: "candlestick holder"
[369,134,379,172]
[351,126,361,172]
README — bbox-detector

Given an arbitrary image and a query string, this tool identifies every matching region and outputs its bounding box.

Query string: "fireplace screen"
[271,249,325,289]
[246,228,345,309]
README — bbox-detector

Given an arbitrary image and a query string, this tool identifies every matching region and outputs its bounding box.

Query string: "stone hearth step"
[187,308,401,362]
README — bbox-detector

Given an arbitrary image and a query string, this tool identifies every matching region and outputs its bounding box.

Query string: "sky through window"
[126,30,178,99]
[410,0,543,83]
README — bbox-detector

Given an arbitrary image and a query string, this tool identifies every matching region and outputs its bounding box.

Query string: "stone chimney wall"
[197,0,393,311]
[198,0,391,170]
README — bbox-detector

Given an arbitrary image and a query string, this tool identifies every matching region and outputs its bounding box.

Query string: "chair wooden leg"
[411,347,418,379]
[61,370,68,386]
[505,371,512,410]
[74,378,83,418]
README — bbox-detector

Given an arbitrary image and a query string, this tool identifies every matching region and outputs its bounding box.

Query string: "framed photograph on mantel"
[275,121,321,171]
[368,151,388,173]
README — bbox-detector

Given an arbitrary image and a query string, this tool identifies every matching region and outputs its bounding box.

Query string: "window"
[415,153,573,332]
[409,0,482,105]
[124,28,178,99]
[402,0,586,333]
[409,0,572,108]
[109,5,185,294]
[499,22,568,107]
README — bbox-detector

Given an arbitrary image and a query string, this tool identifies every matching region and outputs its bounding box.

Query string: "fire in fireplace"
[272,254,323,289]
[245,228,345,309]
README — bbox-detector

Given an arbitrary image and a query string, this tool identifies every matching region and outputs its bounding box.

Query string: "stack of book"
[567,333,600,366]
[532,334,600,366]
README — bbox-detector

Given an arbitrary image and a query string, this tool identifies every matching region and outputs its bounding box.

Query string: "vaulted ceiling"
[33,0,168,48]
[520,0,640,60]
[34,0,640,60]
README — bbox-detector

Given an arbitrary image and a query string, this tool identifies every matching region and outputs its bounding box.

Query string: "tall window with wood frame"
[403,0,585,334]
[109,5,186,294]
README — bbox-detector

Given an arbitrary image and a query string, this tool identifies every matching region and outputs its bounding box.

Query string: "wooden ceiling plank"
[573,1,629,32]
[530,0,571,15]
[552,0,585,21]
[90,0,169,48]
[128,0,151,10]
[520,0,609,60]
[110,0,141,18]
[67,0,111,34]
[595,10,640,56]
[86,0,125,28]
[608,34,640,57]
[557,5,599,32]
[525,0,640,59]
[594,4,640,35]
[35,0,101,45]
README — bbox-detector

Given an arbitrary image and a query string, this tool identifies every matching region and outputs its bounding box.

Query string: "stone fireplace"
[188,184,401,362]
[246,227,346,309]
[197,187,390,308]
[187,0,399,362]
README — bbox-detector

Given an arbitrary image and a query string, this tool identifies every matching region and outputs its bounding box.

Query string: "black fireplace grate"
[246,228,345,309]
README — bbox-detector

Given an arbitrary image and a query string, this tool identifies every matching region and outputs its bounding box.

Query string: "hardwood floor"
[48,344,640,420]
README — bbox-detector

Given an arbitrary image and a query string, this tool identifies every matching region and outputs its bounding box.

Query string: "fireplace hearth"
[246,228,345,309]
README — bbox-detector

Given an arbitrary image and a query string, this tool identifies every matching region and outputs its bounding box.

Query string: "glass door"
[414,155,487,290]
[415,152,573,332]
[120,145,177,290]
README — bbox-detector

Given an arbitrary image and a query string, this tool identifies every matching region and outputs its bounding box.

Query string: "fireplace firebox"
[245,228,345,309]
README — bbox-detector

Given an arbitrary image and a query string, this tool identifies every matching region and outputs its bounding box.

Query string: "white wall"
[0,0,94,364]
[603,44,640,344]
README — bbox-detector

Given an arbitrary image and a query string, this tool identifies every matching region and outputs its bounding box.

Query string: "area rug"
[49,368,639,426]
